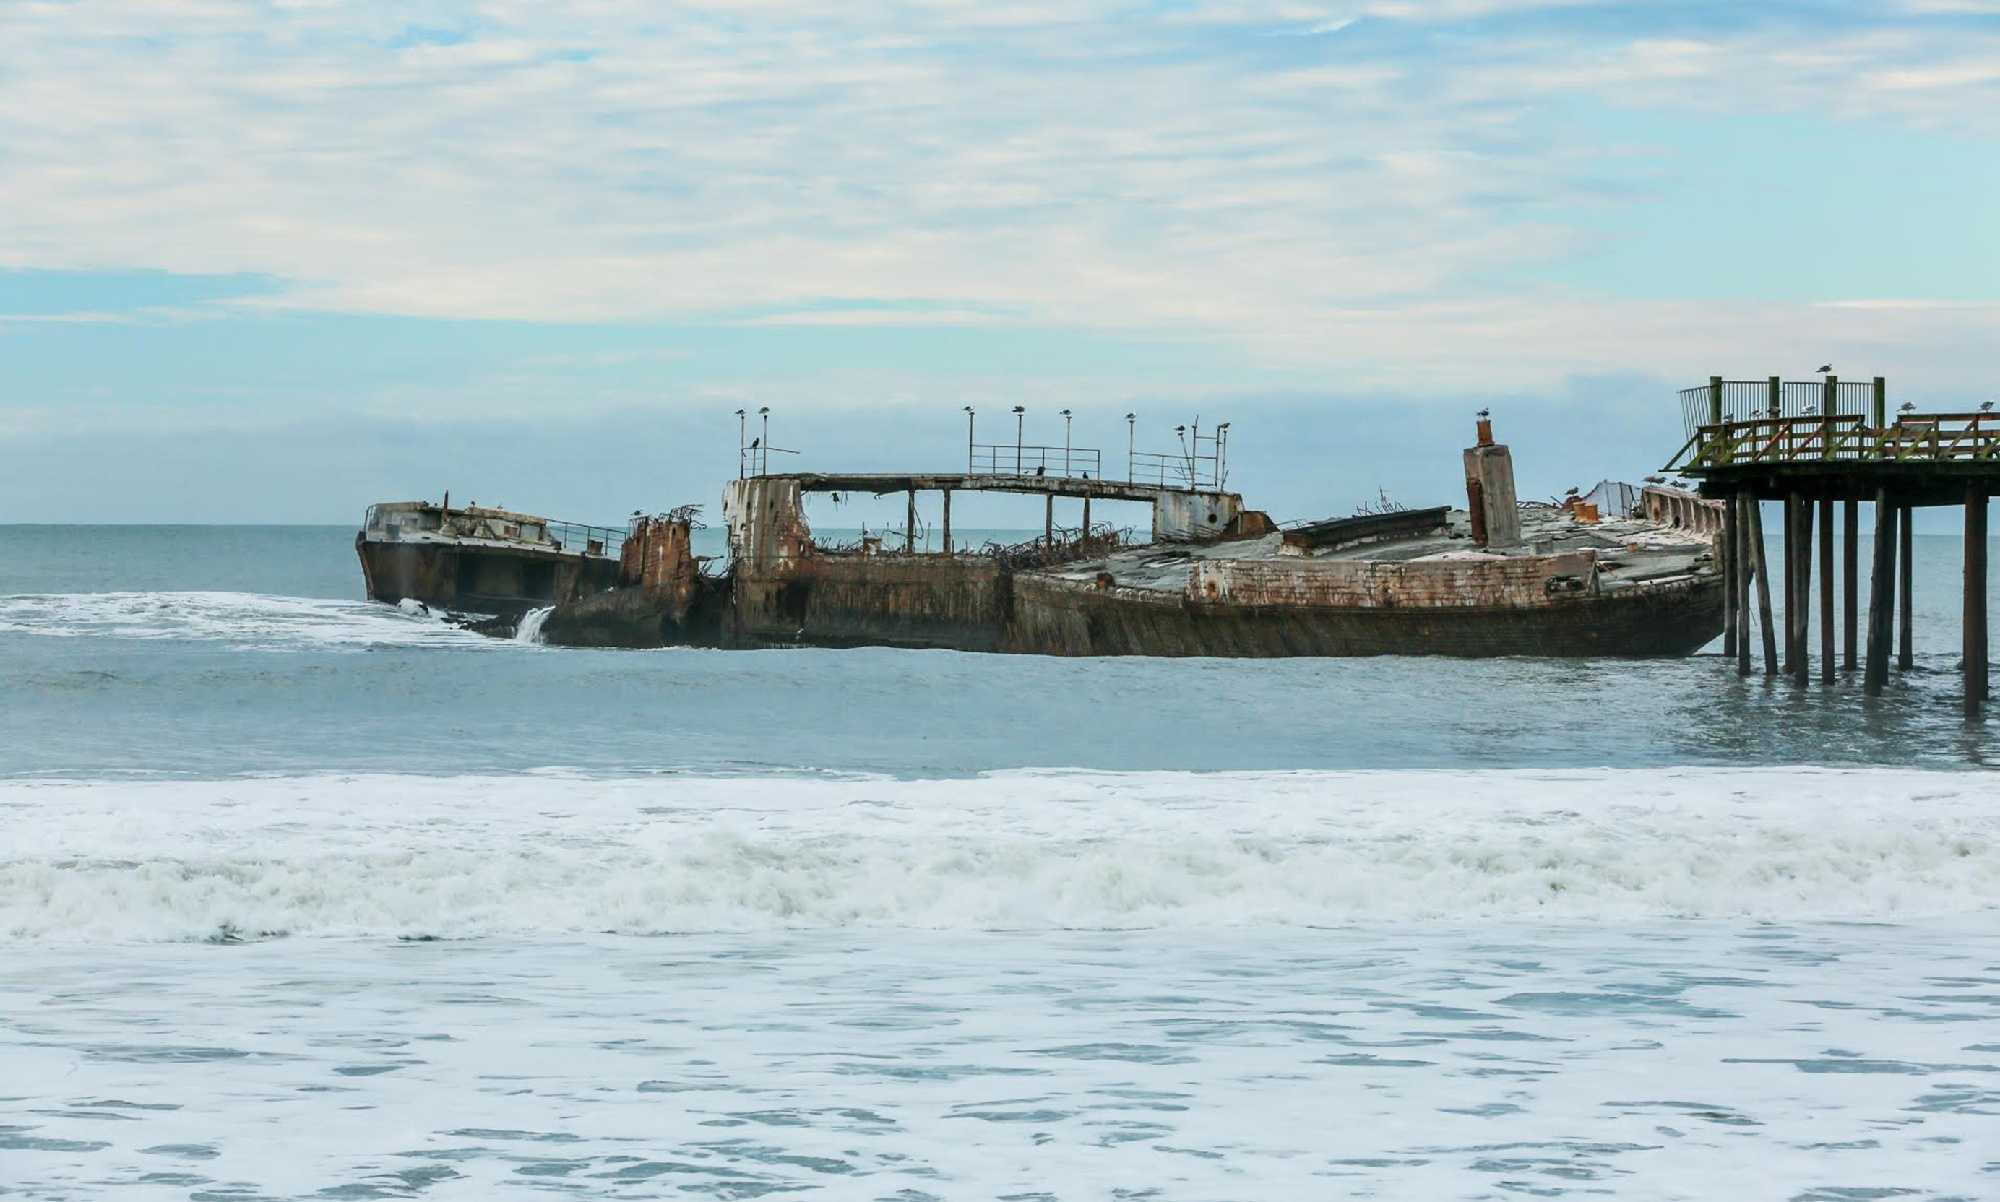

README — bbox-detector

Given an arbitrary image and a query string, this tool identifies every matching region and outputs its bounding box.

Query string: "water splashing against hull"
[514,606,555,645]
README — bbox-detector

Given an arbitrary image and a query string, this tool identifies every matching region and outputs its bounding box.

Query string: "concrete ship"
[355,500,624,618]
[530,420,1727,657]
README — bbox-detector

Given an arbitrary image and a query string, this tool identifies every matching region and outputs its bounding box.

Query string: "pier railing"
[549,519,626,558]
[969,443,1103,480]
[1667,375,2000,472]
[1667,413,2000,472]
[1129,450,1220,490]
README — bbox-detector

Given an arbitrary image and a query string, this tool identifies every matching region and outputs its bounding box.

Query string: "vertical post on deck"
[1792,490,1808,676]
[907,489,917,554]
[1866,490,1896,695]
[941,489,952,556]
[1722,490,1740,659]
[1819,496,1835,683]
[1843,499,1859,670]
[1898,504,1915,670]
[1871,377,1887,431]
[1736,493,1753,676]
[1749,496,1778,675]
[1794,494,1814,687]
[1082,496,1092,544]
[1044,493,1054,547]
[1966,486,1989,711]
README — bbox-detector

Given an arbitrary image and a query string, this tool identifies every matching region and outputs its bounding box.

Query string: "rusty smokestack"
[1463,416,1521,548]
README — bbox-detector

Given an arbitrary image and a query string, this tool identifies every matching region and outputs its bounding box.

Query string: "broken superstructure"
[355,500,625,618]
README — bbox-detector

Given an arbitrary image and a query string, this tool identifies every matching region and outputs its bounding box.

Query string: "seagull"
[1034,465,1046,477]
[1803,404,1818,416]
[1982,401,1994,413]
[1476,407,1490,419]
[749,437,760,449]
[1644,475,1666,484]
[1900,401,1916,413]
[1564,486,1580,497]
[1817,364,1832,373]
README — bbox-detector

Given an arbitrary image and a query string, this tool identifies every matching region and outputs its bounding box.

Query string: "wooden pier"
[1667,375,1994,712]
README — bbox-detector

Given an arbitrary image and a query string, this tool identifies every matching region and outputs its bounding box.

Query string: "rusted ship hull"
[355,536,619,617]
[1004,572,1724,658]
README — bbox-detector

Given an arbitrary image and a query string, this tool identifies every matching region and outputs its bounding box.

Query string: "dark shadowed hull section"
[1004,574,1725,658]
[356,536,620,617]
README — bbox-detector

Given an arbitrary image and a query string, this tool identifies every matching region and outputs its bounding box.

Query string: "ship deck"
[1036,507,1716,596]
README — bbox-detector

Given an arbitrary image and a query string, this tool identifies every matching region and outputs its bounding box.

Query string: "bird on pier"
[1817,364,1832,373]
[750,437,761,450]
[1476,407,1490,419]
[1644,474,1666,484]
[1982,401,1994,413]
[1564,486,1580,496]
[1034,465,1046,477]
[1900,401,1917,414]
[1803,404,1818,416]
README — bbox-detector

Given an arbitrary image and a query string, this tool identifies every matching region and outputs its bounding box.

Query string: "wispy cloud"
[0,0,1992,391]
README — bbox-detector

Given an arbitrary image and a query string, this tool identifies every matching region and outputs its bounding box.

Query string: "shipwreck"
[503,416,1726,657]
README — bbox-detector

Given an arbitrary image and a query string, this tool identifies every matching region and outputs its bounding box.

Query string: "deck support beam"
[1045,494,1054,546]
[1898,504,1915,670]
[1749,497,1778,675]
[1866,490,1897,696]
[941,489,952,556]
[1082,496,1092,542]
[1843,499,1858,671]
[907,489,918,554]
[1819,497,1835,684]
[1967,486,1988,713]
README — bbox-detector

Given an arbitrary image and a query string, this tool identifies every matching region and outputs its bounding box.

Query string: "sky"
[2,0,1997,526]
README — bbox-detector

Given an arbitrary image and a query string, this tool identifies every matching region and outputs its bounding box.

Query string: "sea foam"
[0,591,500,650]
[4,768,1996,941]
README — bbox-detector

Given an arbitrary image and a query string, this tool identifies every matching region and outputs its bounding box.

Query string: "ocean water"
[3,524,1999,1200]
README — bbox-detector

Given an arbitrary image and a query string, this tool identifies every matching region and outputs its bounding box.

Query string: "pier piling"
[1819,497,1834,684]
[1792,492,1808,672]
[1898,504,1915,671]
[942,489,952,555]
[1866,490,1896,696]
[1793,494,1813,687]
[1723,493,1740,659]
[1749,498,1778,675]
[1967,486,1989,712]
[1842,499,1858,671]
[1736,493,1753,675]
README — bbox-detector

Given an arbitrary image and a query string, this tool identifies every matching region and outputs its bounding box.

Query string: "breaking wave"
[0,591,501,651]
[4,768,1997,941]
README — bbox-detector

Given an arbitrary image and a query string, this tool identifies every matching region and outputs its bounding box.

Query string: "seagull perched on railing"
[1900,401,1916,413]
[1817,364,1832,373]
[1644,474,1667,484]
[1476,407,1490,419]
[1982,401,1994,413]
